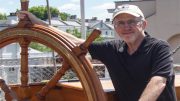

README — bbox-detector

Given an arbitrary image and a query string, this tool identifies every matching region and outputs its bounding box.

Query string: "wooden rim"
[0,25,106,101]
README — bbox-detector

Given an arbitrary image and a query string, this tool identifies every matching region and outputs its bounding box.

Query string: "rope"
[171,44,180,55]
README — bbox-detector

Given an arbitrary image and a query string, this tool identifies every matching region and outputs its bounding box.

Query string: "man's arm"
[17,11,84,44]
[139,76,167,101]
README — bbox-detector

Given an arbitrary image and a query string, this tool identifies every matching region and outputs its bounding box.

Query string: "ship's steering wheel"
[0,0,106,101]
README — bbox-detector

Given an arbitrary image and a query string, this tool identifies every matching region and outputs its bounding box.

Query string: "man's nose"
[123,22,132,28]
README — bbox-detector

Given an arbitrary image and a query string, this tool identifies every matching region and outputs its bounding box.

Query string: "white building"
[85,17,115,41]
[88,20,114,41]
[0,13,18,30]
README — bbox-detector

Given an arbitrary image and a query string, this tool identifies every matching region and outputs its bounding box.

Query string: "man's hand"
[17,11,48,26]
[17,11,84,45]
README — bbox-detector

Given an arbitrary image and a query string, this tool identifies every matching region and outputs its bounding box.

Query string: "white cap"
[113,4,145,20]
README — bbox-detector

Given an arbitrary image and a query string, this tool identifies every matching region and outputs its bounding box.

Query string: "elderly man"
[18,4,177,101]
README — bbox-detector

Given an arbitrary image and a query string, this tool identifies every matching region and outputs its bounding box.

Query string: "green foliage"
[94,36,104,43]
[50,7,60,17]
[29,6,70,21]
[60,12,70,21]
[29,6,47,20]
[66,28,81,38]
[29,42,52,52]
[66,28,104,43]
[0,13,7,20]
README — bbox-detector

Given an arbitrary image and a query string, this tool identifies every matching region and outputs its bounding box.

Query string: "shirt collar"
[123,32,151,54]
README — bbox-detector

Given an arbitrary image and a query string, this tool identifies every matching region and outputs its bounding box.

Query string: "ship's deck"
[175,75,180,86]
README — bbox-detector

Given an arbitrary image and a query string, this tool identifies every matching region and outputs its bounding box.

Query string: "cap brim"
[113,11,140,20]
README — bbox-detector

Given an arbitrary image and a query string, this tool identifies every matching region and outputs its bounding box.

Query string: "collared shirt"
[88,33,177,101]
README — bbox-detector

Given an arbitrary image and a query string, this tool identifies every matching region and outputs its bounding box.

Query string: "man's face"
[113,13,146,43]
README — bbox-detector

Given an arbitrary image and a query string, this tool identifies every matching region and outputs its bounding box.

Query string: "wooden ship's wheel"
[0,0,107,101]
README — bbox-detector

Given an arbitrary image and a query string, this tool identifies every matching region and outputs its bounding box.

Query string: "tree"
[28,6,70,21]
[0,13,7,20]
[29,6,55,20]
[28,6,71,52]
[60,12,70,21]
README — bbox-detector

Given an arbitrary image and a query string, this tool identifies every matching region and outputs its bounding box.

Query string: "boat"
[0,0,179,101]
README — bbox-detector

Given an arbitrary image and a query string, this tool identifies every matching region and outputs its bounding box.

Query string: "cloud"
[71,0,79,3]
[88,2,114,20]
[8,1,14,5]
[89,11,112,20]
[58,3,80,11]
[92,2,115,10]
[0,8,7,14]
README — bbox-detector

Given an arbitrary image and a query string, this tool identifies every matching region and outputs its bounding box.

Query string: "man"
[18,4,177,101]
[88,4,177,101]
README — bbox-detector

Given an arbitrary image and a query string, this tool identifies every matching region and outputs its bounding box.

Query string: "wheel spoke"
[36,61,71,100]
[18,37,31,100]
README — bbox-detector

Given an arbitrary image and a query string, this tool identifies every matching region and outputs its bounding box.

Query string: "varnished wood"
[17,0,32,28]
[21,0,29,11]
[8,80,117,101]
[0,0,107,101]
[72,29,106,101]
[0,78,18,100]
[0,23,107,101]
[36,61,71,100]
[81,29,101,49]
[18,37,31,101]
[19,37,30,87]
[73,29,101,56]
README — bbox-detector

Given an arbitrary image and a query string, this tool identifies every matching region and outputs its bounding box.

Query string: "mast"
[172,45,180,55]
[46,0,56,72]
[46,0,51,25]
[80,0,86,39]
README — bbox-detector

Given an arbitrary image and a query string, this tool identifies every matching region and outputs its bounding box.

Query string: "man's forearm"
[139,76,166,101]
[18,11,84,45]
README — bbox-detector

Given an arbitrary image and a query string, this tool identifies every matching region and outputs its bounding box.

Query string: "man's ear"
[142,20,147,29]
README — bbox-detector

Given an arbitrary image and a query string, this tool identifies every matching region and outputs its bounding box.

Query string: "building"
[0,13,18,30]
[87,20,114,41]
[47,16,82,33]
[85,17,115,41]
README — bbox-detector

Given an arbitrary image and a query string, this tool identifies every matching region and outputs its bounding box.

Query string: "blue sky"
[0,0,119,20]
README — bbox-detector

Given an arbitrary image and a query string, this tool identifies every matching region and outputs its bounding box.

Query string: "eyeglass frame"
[113,17,144,28]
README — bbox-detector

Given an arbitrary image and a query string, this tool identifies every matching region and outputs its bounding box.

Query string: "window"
[105,31,108,35]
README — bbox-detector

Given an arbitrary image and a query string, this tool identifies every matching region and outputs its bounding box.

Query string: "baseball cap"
[113,4,145,20]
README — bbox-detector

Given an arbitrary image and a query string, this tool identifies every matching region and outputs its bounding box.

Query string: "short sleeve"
[151,41,174,78]
[88,42,110,60]
[88,40,122,61]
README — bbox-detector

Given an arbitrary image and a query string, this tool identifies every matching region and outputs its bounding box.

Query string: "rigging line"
[46,0,51,25]
[46,0,57,72]
[80,0,86,39]
[171,44,180,55]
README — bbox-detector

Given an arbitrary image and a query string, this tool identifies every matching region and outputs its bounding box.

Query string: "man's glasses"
[113,18,142,28]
